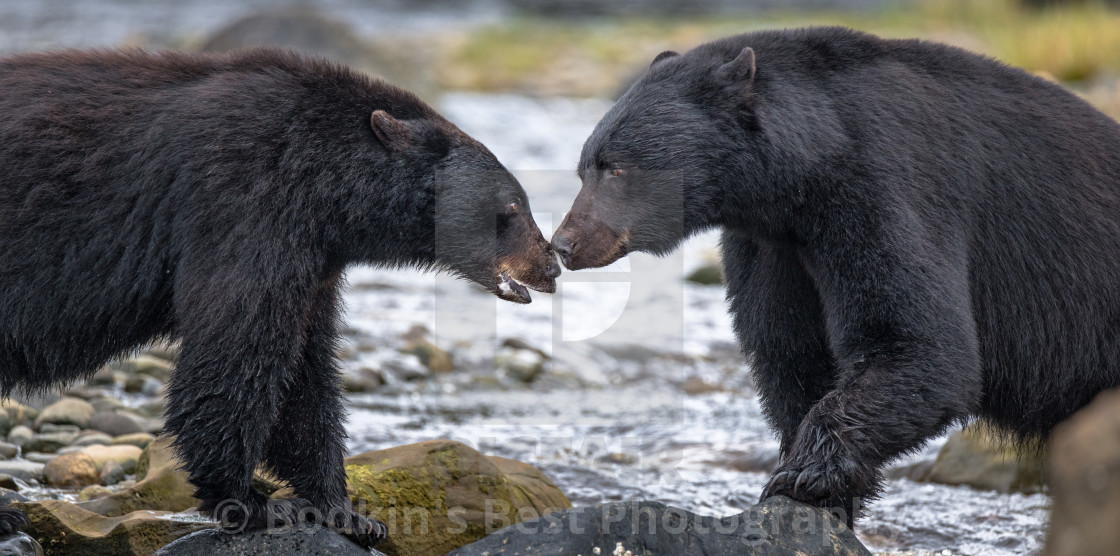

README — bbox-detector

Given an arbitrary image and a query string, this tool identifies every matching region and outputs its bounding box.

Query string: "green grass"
[433,0,1120,111]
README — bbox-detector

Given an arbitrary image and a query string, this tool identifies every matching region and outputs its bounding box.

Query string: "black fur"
[0,48,557,546]
[554,27,1120,526]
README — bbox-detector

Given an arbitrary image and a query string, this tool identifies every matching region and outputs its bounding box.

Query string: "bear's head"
[368,110,559,303]
[552,46,759,270]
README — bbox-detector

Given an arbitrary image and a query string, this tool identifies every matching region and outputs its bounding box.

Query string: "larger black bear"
[553,27,1120,524]
[0,49,559,546]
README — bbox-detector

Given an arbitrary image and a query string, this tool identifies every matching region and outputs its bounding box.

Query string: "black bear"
[0,48,560,546]
[553,26,1120,525]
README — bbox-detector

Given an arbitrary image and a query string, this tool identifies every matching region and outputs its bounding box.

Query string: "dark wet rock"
[90,411,145,437]
[16,500,210,556]
[154,527,384,556]
[344,439,570,556]
[501,338,550,359]
[0,462,42,483]
[33,398,94,430]
[1045,388,1120,556]
[685,262,724,285]
[44,452,99,487]
[87,367,117,387]
[0,489,28,504]
[449,496,870,556]
[0,478,19,493]
[78,437,195,517]
[0,533,43,556]
[927,426,1045,493]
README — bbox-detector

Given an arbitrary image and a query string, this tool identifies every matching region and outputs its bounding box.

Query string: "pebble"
[71,432,114,447]
[34,397,95,429]
[23,431,78,454]
[112,432,155,449]
[22,453,56,465]
[0,460,44,482]
[6,426,31,448]
[0,442,19,460]
[89,411,144,437]
[44,452,99,487]
[99,461,126,486]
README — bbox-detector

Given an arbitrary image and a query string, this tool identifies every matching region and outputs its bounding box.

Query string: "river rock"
[685,262,724,285]
[34,398,94,430]
[0,462,42,483]
[16,500,209,556]
[81,444,142,474]
[0,443,18,460]
[22,431,78,454]
[100,461,126,486]
[449,496,870,556]
[72,432,114,448]
[44,452,99,487]
[118,355,174,381]
[495,347,546,383]
[0,533,42,556]
[89,397,125,414]
[5,426,31,448]
[927,426,1045,493]
[344,439,570,556]
[0,401,38,427]
[90,411,145,437]
[80,485,114,501]
[401,326,454,373]
[112,433,155,449]
[154,527,386,556]
[77,437,195,517]
[1045,389,1120,556]
[21,453,55,465]
[0,411,12,439]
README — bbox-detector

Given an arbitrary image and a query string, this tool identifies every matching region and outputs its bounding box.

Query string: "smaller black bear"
[0,48,559,547]
[553,27,1120,526]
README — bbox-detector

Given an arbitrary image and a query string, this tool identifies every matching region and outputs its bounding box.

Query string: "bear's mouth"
[497,271,533,304]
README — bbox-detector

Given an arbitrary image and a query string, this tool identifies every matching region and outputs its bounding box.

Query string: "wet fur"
[0,48,552,545]
[562,27,1120,525]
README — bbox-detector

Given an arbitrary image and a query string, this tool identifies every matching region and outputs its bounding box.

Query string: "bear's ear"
[650,50,679,68]
[370,110,414,151]
[718,46,757,84]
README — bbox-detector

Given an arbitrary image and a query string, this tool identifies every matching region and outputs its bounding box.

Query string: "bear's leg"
[163,264,317,535]
[722,231,837,456]
[263,280,387,548]
[760,229,981,528]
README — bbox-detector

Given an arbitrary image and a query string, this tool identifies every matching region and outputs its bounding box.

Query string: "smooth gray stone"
[154,527,387,556]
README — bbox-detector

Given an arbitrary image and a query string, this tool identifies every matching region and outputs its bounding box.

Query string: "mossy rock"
[685,262,724,285]
[927,426,1046,493]
[15,500,210,556]
[344,439,570,556]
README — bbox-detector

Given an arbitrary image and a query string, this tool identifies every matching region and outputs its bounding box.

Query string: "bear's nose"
[547,259,562,279]
[552,234,576,265]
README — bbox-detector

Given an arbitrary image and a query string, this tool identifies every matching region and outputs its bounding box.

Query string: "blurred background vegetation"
[2,0,1119,116]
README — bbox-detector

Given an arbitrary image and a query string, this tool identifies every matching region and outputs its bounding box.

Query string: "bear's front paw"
[330,509,388,549]
[760,449,880,529]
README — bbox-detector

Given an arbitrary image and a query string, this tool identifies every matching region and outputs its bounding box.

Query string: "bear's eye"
[610,168,625,178]
[507,202,519,213]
